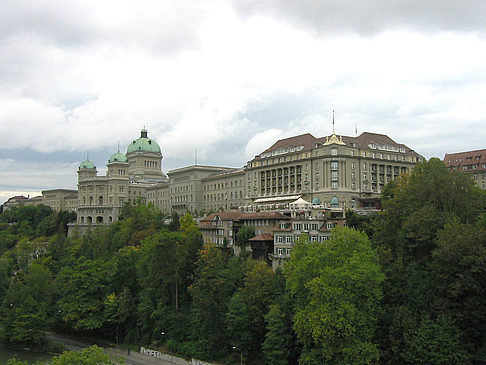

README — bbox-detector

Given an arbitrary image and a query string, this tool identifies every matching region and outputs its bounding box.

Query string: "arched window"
[96,216,103,223]
[80,216,85,224]
[331,196,339,208]
[87,216,93,224]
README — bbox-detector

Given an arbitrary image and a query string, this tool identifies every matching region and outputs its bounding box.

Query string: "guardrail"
[140,347,216,365]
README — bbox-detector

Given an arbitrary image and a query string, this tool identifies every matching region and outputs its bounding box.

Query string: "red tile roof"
[249,233,274,241]
[444,149,486,172]
[251,131,421,162]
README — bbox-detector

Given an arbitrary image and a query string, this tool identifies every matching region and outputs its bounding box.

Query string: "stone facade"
[41,189,78,212]
[245,132,423,213]
[69,128,168,235]
[4,128,425,229]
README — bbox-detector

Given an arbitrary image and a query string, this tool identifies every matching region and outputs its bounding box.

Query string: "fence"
[140,347,217,365]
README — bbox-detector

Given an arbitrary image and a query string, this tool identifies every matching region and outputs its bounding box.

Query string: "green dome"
[108,152,128,163]
[79,159,96,169]
[127,128,161,154]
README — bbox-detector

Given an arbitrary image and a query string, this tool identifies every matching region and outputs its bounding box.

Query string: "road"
[47,333,175,365]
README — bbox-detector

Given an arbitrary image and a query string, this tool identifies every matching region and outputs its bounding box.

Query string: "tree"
[374,158,484,264]
[285,227,384,364]
[107,246,140,344]
[136,227,201,345]
[0,263,55,346]
[430,218,486,362]
[262,303,294,365]
[190,244,245,360]
[227,261,278,362]
[402,315,469,365]
[57,257,110,331]
[226,292,254,361]
[235,225,255,249]
[50,345,124,365]
[345,209,374,238]
[372,158,486,363]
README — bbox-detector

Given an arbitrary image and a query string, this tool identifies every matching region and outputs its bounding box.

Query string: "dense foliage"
[6,345,124,364]
[1,159,485,364]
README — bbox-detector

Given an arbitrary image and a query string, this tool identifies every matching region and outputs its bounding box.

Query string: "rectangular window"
[331,161,338,170]
[332,181,338,189]
[331,148,337,156]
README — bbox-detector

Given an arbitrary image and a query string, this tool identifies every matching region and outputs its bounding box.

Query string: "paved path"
[47,333,174,365]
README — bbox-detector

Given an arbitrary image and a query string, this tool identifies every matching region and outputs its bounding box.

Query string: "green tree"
[57,257,110,331]
[235,225,255,249]
[430,218,486,362]
[0,263,55,346]
[226,261,278,361]
[285,226,384,364]
[403,315,469,364]
[262,270,300,364]
[226,292,254,361]
[50,345,124,365]
[107,246,140,344]
[372,158,486,363]
[190,244,245,360]
[262,303,294,365]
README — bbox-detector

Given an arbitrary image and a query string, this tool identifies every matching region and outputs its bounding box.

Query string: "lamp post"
[232,346,242,365]
[161,331,170,353]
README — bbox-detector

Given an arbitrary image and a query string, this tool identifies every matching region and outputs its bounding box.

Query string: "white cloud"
[245,129,285,158]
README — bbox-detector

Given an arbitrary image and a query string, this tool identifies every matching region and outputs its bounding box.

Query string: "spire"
[332,110,335,134]
[117,140,120,153]
[324,110,345,146]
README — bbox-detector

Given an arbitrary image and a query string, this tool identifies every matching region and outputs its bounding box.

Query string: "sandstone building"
[3,126,425,234]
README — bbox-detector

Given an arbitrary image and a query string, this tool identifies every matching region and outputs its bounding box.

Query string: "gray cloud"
[0,1,205,52]
[232,0,486,35]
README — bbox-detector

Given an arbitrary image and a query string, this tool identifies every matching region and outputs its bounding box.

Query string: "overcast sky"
[1,0,486,204]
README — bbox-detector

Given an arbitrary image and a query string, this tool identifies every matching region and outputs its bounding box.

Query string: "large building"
[245,131,423,212]
[3,126,424,230]
[444,149,486,190]
[72,128,169,233]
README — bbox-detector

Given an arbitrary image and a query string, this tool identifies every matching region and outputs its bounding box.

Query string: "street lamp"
[161,331,170,353]
[232,346,242,365]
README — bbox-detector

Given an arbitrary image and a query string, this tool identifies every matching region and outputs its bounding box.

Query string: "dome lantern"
[127,128,161,154]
